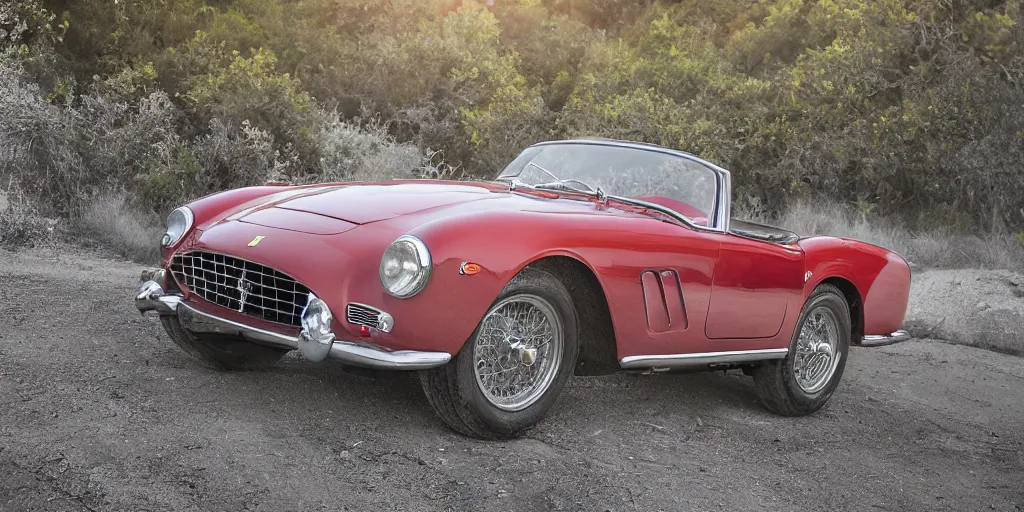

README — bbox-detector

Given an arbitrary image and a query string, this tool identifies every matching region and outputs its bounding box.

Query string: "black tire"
[753,283,851,416]
[419,267,580,440]
[160,316,289,371]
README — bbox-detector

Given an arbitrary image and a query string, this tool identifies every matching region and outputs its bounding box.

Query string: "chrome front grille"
[170,251,310,327]
[346,303,381,328]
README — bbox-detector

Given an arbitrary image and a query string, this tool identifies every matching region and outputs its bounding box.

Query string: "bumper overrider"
[858,330,911,347]
[134,269,451,370]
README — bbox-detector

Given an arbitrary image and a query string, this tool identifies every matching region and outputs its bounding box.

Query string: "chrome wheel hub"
[794,306,841,394]
[473,294,563,412]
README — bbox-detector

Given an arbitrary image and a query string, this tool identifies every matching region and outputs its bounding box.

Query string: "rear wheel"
[160,316,289,371]
[419,267,580,439]
[753,283,851,416]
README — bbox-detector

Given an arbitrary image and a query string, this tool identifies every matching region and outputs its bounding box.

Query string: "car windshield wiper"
[493,162,559,189]
[532,179,604,198]
[604,194,696,227]
[497,162,605,199]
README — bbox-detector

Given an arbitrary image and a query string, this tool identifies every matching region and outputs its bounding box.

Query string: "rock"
[906,269,1024,356]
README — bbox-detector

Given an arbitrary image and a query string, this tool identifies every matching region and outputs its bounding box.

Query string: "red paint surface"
[163,180,912,361]
[704,238,803,339]
[799,236,911,336]
[239,207,358,235]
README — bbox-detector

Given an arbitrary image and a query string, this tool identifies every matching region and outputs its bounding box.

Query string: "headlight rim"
[380,234,432,299]
[161,206,195,248]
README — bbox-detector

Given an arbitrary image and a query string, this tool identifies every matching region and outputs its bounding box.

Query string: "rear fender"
[799,236,911,336]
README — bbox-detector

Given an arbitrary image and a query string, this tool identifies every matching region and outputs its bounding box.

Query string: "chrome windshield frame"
[501,139,732,233]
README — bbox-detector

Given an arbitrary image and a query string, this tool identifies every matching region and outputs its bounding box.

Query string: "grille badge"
[248,235,266,247]
[236,269,251,312]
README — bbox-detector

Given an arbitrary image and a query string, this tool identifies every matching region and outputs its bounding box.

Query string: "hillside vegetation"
[1,0,1023,266]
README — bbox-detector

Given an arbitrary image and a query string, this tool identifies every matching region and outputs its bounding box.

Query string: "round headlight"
[379,235,431,298]
[161,207,194,247]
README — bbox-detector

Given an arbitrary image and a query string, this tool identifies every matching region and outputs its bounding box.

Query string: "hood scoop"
[236,207,358,235]
[274,183,495,224]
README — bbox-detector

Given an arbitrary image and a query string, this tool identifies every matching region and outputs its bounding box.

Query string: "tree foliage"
[3,0,1024,231]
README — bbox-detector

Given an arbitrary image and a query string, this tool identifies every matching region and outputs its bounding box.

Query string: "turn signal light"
[460,262,482,275]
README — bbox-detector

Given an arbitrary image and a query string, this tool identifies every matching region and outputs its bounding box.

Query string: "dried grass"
[77,193,163,264]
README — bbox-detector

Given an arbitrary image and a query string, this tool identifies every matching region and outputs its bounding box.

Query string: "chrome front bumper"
[134,271,451,370]
[859,330,912,347]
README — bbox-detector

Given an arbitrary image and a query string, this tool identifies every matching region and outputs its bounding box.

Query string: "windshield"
[496,142,720,225]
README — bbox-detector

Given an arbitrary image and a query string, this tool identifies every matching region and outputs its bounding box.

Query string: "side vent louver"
[640,269,688,333]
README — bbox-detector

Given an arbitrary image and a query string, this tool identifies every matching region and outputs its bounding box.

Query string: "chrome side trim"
[619,348,789,370]
[859,330,911,347]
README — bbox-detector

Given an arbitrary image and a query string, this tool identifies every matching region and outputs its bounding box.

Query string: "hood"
[222,182,502,234]
[217,180,660,236]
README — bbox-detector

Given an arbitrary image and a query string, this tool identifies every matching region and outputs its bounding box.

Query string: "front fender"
[366,210,608,355]
[162,184,325,265]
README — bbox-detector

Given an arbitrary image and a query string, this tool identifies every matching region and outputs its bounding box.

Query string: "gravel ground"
[2,247,1023,512]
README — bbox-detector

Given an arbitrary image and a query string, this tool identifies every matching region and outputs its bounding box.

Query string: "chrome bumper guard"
[859,330,912,347]
[134,270,451,370]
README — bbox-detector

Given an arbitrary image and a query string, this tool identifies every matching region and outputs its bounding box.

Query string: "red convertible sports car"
[135,138,911,439]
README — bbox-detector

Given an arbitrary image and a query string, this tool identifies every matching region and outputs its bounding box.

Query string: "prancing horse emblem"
[236,270,252,312]
[248,235,266,247]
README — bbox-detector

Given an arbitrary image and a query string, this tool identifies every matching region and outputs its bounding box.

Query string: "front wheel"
[419,267,580,439]
[753,283,851,416]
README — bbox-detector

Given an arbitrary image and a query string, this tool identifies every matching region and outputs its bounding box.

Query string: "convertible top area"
[728,219,800,245]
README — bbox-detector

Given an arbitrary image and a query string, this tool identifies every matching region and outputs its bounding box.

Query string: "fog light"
[298,293,335,362]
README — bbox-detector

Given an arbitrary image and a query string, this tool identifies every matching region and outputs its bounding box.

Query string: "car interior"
[632,195,800,245]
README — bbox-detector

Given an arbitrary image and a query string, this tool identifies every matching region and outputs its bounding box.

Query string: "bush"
[0,188,61,249]
[0,43,456,259]
[316,117,442,183]
[0,59,83,215]
[184,44,324,175]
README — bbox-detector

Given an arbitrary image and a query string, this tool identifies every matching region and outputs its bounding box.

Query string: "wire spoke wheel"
[419,266,579,439]
[473,294,563,412]
[793,305,842,394]
[753,283,850,417]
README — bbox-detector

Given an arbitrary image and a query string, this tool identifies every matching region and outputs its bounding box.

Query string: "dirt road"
[2,247,1023,511]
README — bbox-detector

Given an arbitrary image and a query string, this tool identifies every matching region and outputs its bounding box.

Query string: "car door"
[703,235,804,339]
